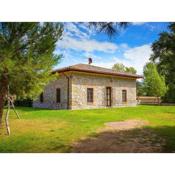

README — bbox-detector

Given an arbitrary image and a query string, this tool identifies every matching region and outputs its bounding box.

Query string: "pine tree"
[143,62,167,97]
[0,22,63,127]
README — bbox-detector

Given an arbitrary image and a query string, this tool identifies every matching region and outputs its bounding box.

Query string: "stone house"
[33,63,142,110]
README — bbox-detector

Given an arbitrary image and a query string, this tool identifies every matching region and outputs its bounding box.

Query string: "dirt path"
[72,120,165,153]
[102,119,149,131]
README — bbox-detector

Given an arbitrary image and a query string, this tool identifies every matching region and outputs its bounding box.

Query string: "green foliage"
[125,67,137,74]
[0,22,63,99]
[143,62,167,97]
[136,81,146,96]
[88,22,129,37]
[150,23,175,102]
[15,99,33,107]
[112,63,125,72]
[112,63,137,74]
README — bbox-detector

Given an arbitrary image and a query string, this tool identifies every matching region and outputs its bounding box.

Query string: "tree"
[143,62,167,97]
[0,22,63,128]
[136,81,146,96]
[112,63,137,74]
[125,67,137,74]
[112,63,126,72]
[88,22,129,37]
[150,23,175,102]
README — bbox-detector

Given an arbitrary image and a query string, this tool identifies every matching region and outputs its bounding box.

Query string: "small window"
[106,87,112,107]
[40,92,44,103]
[87,88,93,103]
[56,88,61,103]
[122,90,127,102]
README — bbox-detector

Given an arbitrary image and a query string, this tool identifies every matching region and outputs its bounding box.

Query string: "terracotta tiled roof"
[53,64,143,79]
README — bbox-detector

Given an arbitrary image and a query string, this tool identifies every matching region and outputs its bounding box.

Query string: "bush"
[15,99,33,107]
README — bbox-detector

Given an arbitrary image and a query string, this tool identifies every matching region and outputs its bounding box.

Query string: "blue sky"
[55,22,169,74]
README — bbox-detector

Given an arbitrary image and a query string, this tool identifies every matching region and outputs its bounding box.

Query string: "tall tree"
[112,63,137,74]
[143,62,167,97]
[136,81,146,96]
[0,22,63,127]
[150,23,175,102]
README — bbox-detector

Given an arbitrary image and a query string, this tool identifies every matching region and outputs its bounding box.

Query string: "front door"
[106,87,112,107]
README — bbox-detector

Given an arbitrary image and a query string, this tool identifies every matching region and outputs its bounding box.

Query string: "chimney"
[88,57,92,64]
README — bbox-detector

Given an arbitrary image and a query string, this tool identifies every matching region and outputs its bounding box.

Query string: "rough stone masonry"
[33,64,142,110]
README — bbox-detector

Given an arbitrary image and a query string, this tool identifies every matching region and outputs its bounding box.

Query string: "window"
[40,92,44,103]
[106,87,112,107]
[122,90,127,102]
[56,88,61,103]
[87,88,93,103]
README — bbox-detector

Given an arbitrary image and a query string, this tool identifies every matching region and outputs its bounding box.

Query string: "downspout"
[63,73,70,109]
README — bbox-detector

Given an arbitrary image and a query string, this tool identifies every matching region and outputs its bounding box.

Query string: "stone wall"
[71,72,137,110]
[33,75,69,109]
[33,71,137,110]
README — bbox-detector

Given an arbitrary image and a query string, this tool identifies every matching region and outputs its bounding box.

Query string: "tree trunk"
[0,71,8,128]
[0,92,5,128]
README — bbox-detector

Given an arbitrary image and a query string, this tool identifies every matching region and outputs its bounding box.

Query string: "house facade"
[33,64,142,110]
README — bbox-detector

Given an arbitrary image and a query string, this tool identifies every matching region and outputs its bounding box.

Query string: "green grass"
[0,105,175,152]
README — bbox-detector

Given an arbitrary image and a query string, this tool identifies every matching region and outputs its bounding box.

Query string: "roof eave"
[53,68,143,79]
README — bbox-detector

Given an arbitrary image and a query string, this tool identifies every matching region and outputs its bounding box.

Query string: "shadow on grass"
[72,126,175,153]
[139,104,175,107]
[15,107,52,112]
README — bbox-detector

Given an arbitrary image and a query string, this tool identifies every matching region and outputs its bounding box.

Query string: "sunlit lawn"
[0,105,175,152]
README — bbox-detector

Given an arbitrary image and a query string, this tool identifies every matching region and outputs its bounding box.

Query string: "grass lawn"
[0,105,175,153]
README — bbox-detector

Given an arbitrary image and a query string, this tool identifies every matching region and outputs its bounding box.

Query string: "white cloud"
[78,23,94,35]
[57,22,118,54]
[64,23,89,39]
[132,22,145,26]
[93,44,153,75]
[123,44,152,73]
[56,44,152,75]
[57,22,152,74]
[119,43,129,49]
[93,58,119,69]
[57,36,118,53]
[124,44,151,60]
